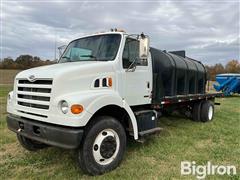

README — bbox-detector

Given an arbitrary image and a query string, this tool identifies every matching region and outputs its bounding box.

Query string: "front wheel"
[77,116,126,175]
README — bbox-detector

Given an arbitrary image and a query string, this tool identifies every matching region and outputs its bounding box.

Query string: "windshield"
[59,34,121,63]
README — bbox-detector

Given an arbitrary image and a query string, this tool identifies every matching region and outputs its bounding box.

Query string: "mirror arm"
[126,58,137,72]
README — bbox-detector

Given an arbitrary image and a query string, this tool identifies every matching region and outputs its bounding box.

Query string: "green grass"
[0,85,239,180]
[0,69,20,85]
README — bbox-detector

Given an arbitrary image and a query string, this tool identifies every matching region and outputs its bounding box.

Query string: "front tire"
[17,134,48,151]
[78,116,126,175]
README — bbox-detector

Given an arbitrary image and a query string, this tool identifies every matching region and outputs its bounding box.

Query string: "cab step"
[138,127,162,137]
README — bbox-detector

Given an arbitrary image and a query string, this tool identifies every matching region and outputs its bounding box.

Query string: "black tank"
[150,48,207,103]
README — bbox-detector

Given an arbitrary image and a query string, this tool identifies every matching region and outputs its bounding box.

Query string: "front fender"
[55,90,139,140]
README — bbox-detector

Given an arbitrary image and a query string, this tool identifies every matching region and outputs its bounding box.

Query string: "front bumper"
[7,114,84,149]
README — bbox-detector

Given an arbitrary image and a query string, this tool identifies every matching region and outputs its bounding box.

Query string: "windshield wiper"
[80,55,98,60]
[80,55,110,62]
[60,56,73,63]
[61,56,70,59]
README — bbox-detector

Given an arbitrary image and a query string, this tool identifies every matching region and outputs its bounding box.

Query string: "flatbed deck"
[157,92,224,105]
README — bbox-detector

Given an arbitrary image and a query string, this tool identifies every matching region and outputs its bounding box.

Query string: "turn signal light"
[71,104,84,114]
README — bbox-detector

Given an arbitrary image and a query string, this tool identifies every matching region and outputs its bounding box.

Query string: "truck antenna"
[54,33,57,61]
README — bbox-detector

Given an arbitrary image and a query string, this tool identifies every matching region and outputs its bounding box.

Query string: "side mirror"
[139,33,149,60]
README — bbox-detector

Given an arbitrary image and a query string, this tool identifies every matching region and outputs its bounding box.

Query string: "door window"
[122,38,140,69]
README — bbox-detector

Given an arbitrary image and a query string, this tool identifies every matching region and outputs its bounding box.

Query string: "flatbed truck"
[7,29,222,175]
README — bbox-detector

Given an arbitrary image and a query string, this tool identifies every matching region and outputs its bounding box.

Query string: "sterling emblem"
[28,75,36,82]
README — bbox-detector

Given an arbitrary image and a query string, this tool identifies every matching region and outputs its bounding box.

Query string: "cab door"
[122,38,152,106]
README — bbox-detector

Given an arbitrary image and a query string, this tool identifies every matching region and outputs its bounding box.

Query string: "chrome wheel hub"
[92,129,120,165]
[208,105,213,120]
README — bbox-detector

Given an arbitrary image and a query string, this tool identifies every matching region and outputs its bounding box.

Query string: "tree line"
[0,55,55,70]
[205,60,240,80]
[0,55,239,80]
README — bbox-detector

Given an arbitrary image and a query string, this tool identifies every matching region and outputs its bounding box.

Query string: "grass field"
[0,71,239,179]
[0,69,20,85]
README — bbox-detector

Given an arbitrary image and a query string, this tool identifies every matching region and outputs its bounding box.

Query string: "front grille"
[16,79,52,114]
[18,102,49,110]
[18,87,51,93]
[18,79,52,85]
[18,94,50,102]
[17,110,48,118]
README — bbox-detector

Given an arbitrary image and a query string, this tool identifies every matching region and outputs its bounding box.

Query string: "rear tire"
[200,101,214,122]
[17,134,48,151]
[77,116,126,175]
[192,101,202,121]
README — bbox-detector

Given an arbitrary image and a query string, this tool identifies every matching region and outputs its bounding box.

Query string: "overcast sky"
[1,0,239,65]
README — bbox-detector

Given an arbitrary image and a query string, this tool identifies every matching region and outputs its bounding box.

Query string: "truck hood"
[15,60,116,100]
[16,61,113,80]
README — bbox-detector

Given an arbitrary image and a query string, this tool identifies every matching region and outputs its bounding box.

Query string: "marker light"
[71,104,84,114]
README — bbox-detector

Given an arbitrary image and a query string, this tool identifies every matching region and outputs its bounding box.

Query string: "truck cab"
[7,30,156,175]
[7,30,216,175]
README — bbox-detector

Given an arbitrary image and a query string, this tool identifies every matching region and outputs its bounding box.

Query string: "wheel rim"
[92,129,120,165]
[208,105,213,120]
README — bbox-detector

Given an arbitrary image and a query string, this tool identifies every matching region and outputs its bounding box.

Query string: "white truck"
[7,29,221,175]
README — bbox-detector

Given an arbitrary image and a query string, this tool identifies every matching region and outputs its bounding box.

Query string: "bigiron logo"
[181,161,237,179]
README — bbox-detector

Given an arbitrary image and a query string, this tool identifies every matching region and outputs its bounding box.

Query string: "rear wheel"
[192,101,202,121]
[77,116,126,175]
[17,134,48,151]
[200,100,214,122]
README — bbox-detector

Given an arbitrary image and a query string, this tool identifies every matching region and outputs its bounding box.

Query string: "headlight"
[60,101,69,114]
